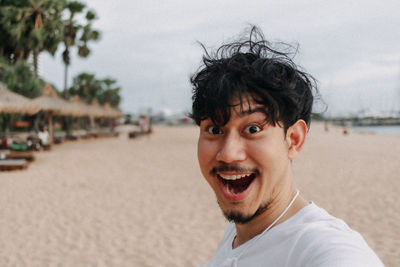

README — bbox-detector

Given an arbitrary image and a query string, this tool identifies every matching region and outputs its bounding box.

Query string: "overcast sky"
[41,0,400,116]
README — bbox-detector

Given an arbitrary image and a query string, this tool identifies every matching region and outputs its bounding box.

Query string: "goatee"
[221,201,271,224]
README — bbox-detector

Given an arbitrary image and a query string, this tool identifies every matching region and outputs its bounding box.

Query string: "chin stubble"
[218,200,272,224]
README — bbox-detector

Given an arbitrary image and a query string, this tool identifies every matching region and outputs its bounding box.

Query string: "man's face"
[197,99,293,223]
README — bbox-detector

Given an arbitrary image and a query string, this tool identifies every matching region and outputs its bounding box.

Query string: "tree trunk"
[0,114,11,133]
[63,62,72,136]
[48,112,53,144]
[33,49,39,78]
[33,113,40,133]
[63,62,69,98]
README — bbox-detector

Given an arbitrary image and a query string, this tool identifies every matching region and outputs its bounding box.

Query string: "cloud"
[41,0,400,115]
[319,52,400,87]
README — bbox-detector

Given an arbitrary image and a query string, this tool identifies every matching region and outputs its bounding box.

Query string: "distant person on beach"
[139,115,151,133]
[190,26,383,267]
[324,120,329,132]
[38,125,50,149]
[343,126,349,135]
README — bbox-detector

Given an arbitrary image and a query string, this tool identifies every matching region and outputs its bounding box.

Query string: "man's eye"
[244,125,261,134]
[207,126,223,135]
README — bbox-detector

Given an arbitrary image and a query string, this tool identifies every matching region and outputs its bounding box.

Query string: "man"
[190,27,383,267]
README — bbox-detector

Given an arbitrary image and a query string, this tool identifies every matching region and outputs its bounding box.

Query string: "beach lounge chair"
[2,135,31,151]
[0,159,28,171]
[0,150,35,161]
[26,135,41,150]
[65,134,78,141]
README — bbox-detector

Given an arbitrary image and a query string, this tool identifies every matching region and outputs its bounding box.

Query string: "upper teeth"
[219,173,252,180]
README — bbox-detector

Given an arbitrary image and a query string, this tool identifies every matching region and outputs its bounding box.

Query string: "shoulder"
[207,222,236,266]
[287,203,384,267]
[218,222,236,247]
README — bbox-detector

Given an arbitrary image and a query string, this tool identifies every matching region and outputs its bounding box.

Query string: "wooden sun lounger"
[0,159,28,171]
[99,131,119,137]
[0,150,35,161]
[5,151,35,161]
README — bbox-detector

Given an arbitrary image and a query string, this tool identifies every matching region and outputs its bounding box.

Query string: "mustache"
[210,164,260,176]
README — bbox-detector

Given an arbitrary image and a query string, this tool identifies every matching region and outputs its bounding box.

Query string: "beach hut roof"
[89,99,105,118]
[69,95,92,117]
[32,83,78,116]
[0,83,40,115]
[104,103,123,118]
[41,83,59,97]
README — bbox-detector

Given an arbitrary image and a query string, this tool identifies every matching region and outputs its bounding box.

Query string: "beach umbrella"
[86,99,105,133]
[69,95,91,117]
[32,83,79,142]
[69,95,92,131]
[32,83,78,116]
[103,103,123,118]
[102,103,123,131]
[89,99,105,118]
[0,83,40,115]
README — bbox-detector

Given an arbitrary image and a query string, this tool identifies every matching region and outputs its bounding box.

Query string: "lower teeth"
[220,174,255,195]
[226,184,234,194]
[226,183,246,194]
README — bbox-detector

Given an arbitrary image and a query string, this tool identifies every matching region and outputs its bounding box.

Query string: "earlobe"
[287,120,307,160]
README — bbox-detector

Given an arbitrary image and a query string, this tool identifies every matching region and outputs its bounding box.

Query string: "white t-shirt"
[204,203,384,267]
[38,131,49,145]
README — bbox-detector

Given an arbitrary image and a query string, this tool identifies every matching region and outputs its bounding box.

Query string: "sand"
[0,123,398,266]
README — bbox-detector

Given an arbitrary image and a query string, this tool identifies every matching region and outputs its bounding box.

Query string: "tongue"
[228,175,253,194]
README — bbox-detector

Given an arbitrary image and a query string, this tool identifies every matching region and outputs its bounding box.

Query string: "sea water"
[352,125,400,136]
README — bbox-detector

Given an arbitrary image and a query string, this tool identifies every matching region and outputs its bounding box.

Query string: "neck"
[233,183,308,249]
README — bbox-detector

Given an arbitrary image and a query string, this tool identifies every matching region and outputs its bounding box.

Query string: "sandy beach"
[0,123,398,267]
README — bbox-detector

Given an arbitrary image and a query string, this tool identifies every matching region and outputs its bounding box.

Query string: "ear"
[286,120,307,160]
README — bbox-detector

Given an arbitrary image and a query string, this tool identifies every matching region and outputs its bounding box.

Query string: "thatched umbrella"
[103,103,123,118]
[32,83,78,141]
[0,83,40,115]
[69,95,92,132]
[86,99,104,134]
[33,83,78,115]
[69,95,91,117]
[89,99,105,118]
[102,103,123,131]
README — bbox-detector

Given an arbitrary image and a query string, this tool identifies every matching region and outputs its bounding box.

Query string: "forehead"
[200,96,268,126]
[229,96,267,117]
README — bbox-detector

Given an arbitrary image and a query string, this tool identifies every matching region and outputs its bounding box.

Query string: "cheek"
[197,138,217,175]
[247,139,288,167]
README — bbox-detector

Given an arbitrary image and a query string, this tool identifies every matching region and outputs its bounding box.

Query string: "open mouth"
[217,173,256,195]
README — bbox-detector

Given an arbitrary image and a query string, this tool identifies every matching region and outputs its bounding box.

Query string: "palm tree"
[68,73,121,108]
[24,0,65,77]
[62,1,100,97]
[99,78,121,108]
[0,2,30,62]
[68,72,102,104]
[0,0,65,76]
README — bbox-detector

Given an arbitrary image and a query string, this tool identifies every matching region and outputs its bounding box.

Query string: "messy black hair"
[190,26,318,133]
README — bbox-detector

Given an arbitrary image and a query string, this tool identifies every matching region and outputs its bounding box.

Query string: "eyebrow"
[234,107,267,118]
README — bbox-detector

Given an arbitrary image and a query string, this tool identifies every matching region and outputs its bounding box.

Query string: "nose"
[216,133,246,163]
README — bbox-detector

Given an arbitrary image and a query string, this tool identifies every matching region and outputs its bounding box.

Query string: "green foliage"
[0,0,99,83]
[0,0,66,72]
[68,72,121,108]
[65,1,85,14]
[0,0,113,108]
[99,78,121,108]
[62,2,100,65]
[68,72,101,103]
[61,1,100,91]
[0,56,9,80]
[1,58,43,98]
[124,113,132,124]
